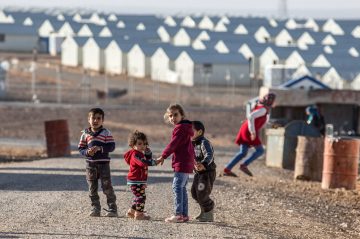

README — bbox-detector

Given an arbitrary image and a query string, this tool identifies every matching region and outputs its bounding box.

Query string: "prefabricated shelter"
[82,37,112,72]
[0,23,39,52]
[150,46,187,83]
[127,43,160,78]
[104,39,133,75]
[61,36,89,67]
[174,50,250,86]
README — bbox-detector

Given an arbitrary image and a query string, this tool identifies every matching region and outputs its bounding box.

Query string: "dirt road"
[0,153,359,239]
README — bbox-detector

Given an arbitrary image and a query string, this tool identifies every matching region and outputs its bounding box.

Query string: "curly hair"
[128,130,148,147]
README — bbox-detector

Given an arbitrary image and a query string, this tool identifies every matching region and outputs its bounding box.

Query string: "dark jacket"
[192,136,216,173]
[162,120,195,173]
[124,148,156,184]
[78,127,115,163]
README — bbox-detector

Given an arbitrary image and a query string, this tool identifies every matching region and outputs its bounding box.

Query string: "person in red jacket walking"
[157,103,194,223]
[224,93,276,177]
[124,130,161,220]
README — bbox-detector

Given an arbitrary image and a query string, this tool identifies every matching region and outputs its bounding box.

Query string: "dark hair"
[192,120,205,134]
[259,93,276,107]
[88,108,105,119]
[128,130,148,147]
[164,103,186,123]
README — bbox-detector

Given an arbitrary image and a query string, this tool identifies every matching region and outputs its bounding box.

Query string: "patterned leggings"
[130,184,146,212]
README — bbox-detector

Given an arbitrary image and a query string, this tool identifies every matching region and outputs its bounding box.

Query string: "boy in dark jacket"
[78,108,117,217]
[124,130,160,220]
[191,121,216,222]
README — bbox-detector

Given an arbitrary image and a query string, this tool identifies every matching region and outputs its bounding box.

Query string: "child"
[191,121,216,222]
[78,108,118,217]
[224,93,276,177]
[124,130,159,220]
[157,104,194,223]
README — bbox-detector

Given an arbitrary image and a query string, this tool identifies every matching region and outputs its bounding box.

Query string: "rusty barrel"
[294,136,324,181]
[321,137,360,190]
[44,119,71,157]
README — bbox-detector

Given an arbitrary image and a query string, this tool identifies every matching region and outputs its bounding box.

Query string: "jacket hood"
[124,149,135,165]
[176,119,194,137]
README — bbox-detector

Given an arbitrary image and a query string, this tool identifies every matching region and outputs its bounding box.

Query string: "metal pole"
[128,70,134,105]
[200,72,204,107]
[153,70,159,105]
[176,71,182,103]
[205,73,210,102]
[31,61,36,102]
[56,65,62,104]
[225,69,231,106]
[104,74,108,104]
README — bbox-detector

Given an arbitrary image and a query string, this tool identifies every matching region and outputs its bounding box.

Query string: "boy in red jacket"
[224,93,276,177]
[124,130,160,220]
[157,103,194,223]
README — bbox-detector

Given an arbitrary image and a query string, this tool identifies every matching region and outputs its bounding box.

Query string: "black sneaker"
[240,164,253,177]
[104,208,118,217]
[223,168,238,177]
[89,207,101,217]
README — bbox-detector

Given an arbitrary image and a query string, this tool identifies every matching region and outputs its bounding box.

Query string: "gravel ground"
[0,153,360,239]
[1,90,360,238]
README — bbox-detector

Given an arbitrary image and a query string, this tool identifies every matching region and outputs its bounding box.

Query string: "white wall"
[128,45,146,78]
[0,35,38,52]
[61,38,81,67]
[83,39,104,72]
[105,42,123,75]
[175,52,194,86]
[151,48,170,82]
[193,63,250,86]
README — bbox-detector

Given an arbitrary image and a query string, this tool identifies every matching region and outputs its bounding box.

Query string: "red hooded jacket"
[235,104,269,146]
[162,120,195,173]
[124,149,156,184]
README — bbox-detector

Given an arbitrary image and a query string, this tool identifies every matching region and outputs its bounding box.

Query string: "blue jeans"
[225,144,265,170]
[172,172,189,216]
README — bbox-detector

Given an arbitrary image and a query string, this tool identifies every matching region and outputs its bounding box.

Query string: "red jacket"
[162,120,195,173]
[124,149,156,184]
[235,104,269,146]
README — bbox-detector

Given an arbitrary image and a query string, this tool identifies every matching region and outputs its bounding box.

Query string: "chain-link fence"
[2,59,260,108]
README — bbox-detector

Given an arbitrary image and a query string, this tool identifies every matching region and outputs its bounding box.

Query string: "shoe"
[198,210,214,222]
[126,208,135,218]
[240,164,253,177]
[134,211,151,220]
[104,208,118,217]
[89,207,101,217]
[195,211,203,220]
[165,215,184,223]
[223,168,237,177]
[181,215,190,222]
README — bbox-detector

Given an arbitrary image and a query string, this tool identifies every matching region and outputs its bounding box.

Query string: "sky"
[1,0,360,19]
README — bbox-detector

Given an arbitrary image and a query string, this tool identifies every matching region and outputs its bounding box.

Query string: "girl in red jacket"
[224,93,276,177]
[157,104,194,223]
[124,130,160,220]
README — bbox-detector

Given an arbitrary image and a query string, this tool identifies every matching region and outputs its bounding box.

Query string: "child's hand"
[250,133,256,141]
[195,163,206,171]
[157,156,165,165]
[87,148,95,156]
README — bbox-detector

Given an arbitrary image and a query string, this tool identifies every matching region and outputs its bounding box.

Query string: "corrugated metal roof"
[0,23,37,35]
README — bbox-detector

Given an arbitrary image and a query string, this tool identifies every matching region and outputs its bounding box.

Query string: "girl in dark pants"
[124,130,160,220]
[191,121,216,222]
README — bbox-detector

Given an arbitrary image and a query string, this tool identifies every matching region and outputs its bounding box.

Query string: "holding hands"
[156,156,165,166]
